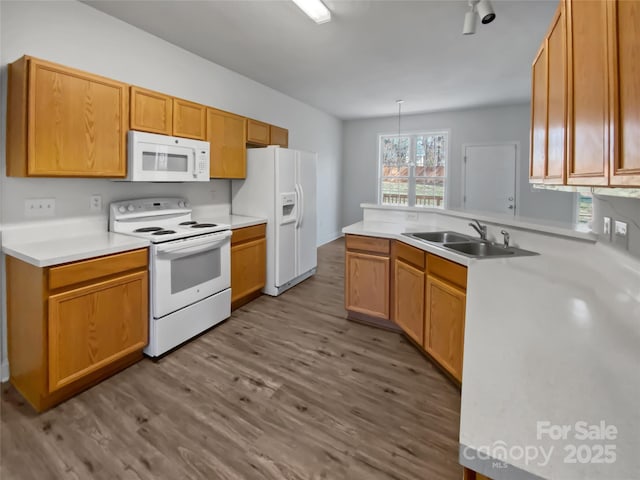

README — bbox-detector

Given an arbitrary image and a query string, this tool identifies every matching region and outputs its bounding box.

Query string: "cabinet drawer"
[395,241,426,269]
[49,249,148,290]
[427,254,467,290]
[346,235,390,255]
[231,224,266,246]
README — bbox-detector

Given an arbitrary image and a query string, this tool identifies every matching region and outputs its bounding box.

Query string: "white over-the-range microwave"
[122,130,210,182]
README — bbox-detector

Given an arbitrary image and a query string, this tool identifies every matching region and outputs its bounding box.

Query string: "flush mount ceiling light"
[463,0,496,35]
[291,0,331,24]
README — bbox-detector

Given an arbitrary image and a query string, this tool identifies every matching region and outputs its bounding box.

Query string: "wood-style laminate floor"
[1,238,461,480]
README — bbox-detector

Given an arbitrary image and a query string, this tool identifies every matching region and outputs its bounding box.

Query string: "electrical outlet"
[603,216,611,240]
[25,198,56,218]
[405,212,418,222]
[90,194,103,212]
[614,220,628,250]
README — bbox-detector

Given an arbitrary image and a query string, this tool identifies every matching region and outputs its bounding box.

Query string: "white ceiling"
[85,0,557,120]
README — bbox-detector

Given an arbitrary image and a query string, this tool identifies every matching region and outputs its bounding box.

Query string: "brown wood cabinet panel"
[530,45,547,183]
[345,235,390,255]
[566,0,609,185]
[49,248,148,290]
[270,125,289,147]
[395,241,426,269]
[231,223,266,246]
[173,98,206,140]
[609,0,640,186]
[231,237,266,306]
[345,251,390,320]
[247,119,270,145]
[427,254,467,290]
[130,86,172,135]
[207,108,247,178]
[48,271,148,392]
[425,276,466,382]
[546,5,567,183]
[394,259,425,345]
[7,57,128,177]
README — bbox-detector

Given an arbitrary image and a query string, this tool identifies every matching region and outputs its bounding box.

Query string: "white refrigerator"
[232,146,317,296]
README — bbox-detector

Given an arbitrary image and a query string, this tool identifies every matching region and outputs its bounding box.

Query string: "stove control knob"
[118,206,126,213]
[127,204,135,212]
[178,201,185,208]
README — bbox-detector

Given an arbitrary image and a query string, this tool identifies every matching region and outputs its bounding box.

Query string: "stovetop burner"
[191,223,218,228]
[153,230,177,235]
[179,221,197,225]
[135,226,163,232]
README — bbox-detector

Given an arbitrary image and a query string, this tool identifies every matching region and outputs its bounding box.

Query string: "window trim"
[377,129,451,209]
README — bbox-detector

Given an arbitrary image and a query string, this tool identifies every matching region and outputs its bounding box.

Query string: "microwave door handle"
[193,154,197,178]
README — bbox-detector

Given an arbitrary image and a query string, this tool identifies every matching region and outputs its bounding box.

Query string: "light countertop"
[2,233,150,268]
[200,214,267,230]
[343,210,640,480]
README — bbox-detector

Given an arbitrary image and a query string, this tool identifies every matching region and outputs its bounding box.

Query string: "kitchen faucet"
[469,219,487,240]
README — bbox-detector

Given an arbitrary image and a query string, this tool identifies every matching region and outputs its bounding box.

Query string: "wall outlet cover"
[614,220,628,236]
[90,194,103,212]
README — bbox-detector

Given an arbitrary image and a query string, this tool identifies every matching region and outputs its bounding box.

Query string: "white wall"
[593,195,640,259]
[341,103,576,227]
[0,0,343,380]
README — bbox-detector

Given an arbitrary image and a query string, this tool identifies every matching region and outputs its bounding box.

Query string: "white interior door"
[296,151,317,276]
[463,144,517,216]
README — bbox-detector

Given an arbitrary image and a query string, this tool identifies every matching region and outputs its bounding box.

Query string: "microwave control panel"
[197,150,208,175]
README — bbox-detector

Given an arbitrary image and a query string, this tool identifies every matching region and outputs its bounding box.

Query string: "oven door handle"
[156,232,231,257]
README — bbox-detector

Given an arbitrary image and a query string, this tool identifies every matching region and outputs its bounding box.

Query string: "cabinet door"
[425,276,466,382]
[566,0,609,185]
[546,4,567,183]
[270,125,289,147]
[130,86,172,135]
[28,59,128,177]
[247,119,270,145]
[231,237,266,304]
[207,108,247,178]
[345,251,389,320]
[394,259,425,345]
[173,98,206,140]
[48,271,148,392]
[609,0,640,186]
[530,44,547,183]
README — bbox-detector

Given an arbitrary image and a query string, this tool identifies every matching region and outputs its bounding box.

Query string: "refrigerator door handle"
[298,183,304,228]
[294,184,301,228]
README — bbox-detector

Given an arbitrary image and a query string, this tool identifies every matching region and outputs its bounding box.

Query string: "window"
[379,131,448,208]
[576,191,593,230]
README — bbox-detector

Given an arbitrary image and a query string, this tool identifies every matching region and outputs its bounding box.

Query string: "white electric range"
[110,198,232,357]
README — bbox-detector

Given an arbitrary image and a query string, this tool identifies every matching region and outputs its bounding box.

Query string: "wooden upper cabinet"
[566,0,609,185]
[530,45,547,183]
[207,108,247,178]
[546,4,567,183]
[270,125,289,147]
[6,56,128,177]
[608,0,640,186]
[173,98,206,140]
[130,86,172,135]
[247,119,270,145]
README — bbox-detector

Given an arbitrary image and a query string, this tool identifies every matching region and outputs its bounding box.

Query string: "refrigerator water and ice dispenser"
[280,192,296,224]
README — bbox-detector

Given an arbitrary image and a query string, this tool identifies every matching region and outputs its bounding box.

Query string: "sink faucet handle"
[500,229,510,248]
[469,219,488,240]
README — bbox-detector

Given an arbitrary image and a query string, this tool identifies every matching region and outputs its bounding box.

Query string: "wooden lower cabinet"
[425,276,466,382]
[393,242,426,345]
[231,223,266,310]
[463,468,492,480]
[6,249,149,412]
[345,235,391,321]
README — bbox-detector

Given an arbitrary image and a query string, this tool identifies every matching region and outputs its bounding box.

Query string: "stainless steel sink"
[404,231,473,244]
[443,241,538,258]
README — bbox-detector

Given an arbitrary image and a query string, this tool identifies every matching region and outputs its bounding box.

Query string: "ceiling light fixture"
[462,0,496,35]
[291,0,331,24]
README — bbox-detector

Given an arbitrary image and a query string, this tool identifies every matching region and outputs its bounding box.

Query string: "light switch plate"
[405,212,418,222]
[25,198,56,218]
[603,216,611,240]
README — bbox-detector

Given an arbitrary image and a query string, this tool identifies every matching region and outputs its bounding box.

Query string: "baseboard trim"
[318,231,343,246]
[1,360,9,383]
